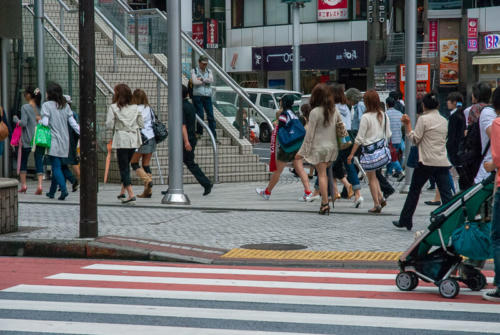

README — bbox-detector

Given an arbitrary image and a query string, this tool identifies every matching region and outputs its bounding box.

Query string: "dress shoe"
[393,221,412,231]
[203,184,213,196]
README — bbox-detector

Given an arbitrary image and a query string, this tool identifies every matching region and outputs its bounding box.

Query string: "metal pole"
[403,0,417,189]
[1,39,10,177]
[34,0,46,102]
[79,0,98,237]
[292,2,301,92]
[162,0,190,205]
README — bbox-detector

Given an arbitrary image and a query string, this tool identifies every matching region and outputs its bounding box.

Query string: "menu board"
[439,39,459,85]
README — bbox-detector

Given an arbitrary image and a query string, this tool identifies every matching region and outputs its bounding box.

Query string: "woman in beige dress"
[296,83,340,215]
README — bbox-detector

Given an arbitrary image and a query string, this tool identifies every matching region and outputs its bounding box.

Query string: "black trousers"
[376,169,395,195]
[183,145,211,189]
[117,148,135,187]
[399,164,453,227]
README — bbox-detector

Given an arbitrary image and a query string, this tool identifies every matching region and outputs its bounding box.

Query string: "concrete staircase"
[37,0,270,185]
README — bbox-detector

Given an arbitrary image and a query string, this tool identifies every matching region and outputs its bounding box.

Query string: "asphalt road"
[0,257,498,335]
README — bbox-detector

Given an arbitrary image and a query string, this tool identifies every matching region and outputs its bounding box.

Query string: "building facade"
[224,0,368,93]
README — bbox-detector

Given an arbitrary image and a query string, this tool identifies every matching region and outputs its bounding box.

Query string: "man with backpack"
[458,82,495,188]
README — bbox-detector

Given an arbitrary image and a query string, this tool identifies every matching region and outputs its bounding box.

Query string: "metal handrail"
[95,5,219,183]
[114,0,274,133]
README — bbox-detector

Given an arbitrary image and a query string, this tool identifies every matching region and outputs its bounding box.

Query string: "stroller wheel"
[396,272,419,291]
[464,272,487,291]
[439,278,460,299]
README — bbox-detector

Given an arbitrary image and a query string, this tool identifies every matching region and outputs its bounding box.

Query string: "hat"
[345,88,362,104]
[63,95,72,104]
[199,55,209,64]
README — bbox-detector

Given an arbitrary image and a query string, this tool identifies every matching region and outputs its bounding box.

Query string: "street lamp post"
[292,2,301,92]
[162,0,190,205]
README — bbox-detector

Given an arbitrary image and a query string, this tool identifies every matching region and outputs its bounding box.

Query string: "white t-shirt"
[474,106,497,183]
[464,106,472,127]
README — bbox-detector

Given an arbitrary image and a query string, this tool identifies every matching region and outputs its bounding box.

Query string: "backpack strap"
[482,141,491,160]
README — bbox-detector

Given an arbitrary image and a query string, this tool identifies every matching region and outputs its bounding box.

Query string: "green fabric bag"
[32,124,51,148]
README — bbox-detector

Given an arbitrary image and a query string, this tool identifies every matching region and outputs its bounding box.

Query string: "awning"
[472,55,500,65]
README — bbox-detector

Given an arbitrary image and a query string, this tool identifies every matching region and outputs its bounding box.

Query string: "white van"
[213,87,301,142]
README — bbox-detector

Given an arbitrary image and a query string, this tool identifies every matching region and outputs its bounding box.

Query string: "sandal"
[319,202,330,215]
[380,198,387,208]
[368,206,382,214]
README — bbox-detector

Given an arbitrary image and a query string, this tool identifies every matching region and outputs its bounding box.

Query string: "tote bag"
[31,124,51,148]
[359,115,391,171]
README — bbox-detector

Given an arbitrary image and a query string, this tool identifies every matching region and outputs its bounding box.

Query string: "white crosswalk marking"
[1,261,499,335]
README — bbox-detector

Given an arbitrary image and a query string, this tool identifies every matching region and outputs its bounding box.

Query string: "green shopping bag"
[31,124,51,148]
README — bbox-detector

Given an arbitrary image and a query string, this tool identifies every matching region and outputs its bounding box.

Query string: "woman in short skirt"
[130,89,156,198]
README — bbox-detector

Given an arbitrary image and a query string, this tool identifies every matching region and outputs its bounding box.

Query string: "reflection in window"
[231,0,243,28]
[244,0,264,27]
[266,0,289,25]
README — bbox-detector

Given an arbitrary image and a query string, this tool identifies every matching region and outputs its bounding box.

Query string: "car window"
[274,93,302,101]
[260,94,276,109]
[215,91,237,105]
[217,104,237,117]
[237,93,257,108]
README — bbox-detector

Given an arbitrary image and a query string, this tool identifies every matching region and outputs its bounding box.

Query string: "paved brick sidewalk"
[3,174,442,254]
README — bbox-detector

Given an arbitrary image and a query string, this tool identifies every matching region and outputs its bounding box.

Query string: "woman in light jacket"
[348,90,391,214]
[296,83,340,215]
[392,92,452,231]
[130,89,155,198]
[106,84,144,204]
[41,82,80,200]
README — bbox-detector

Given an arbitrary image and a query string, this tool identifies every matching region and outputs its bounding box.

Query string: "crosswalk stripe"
[5,284,499,313]
[1,300,499,333]
[45,272,486,295]
[0,319,322,335]
[83,264,400,279]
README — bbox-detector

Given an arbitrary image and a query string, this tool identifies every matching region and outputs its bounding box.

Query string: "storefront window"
[428,0,462,9]
[232,0,243,28]
[477,0,500,6]
[266,0,289,25]
[353,0,367,20]
[245,0,264,27]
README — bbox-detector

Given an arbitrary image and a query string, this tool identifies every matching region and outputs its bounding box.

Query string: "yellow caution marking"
[221,249,404,262]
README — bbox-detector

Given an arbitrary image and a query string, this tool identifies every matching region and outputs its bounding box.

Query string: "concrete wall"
[0,178,18,234]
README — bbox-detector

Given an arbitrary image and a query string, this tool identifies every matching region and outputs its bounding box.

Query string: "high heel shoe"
[18,186,27,193]
[368,205,382,214]
[319,202,330,215]
[35,187,43,195]
[334,193,341,201]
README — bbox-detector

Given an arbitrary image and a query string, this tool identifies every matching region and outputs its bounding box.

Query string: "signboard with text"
[440,39,459,85]
[484,34,500,50]
[399,64,431,97]
[206,19,219,49]
[192,23,204,48]
[468,18,479,52]
[429,20,438,56]
[317,0,349,21]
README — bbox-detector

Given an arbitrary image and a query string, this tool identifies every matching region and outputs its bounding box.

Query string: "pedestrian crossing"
[1,259,499,334]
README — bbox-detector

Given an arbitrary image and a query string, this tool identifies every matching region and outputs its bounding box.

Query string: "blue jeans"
[20,146,45,174]
[192,96,217,139]
[386,143,403,175]
[49,156,68,195]
[339,148,360,190]
[492,191,500,287]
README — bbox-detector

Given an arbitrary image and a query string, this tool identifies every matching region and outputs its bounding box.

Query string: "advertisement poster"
[468,18,479,52]
[440,39,459,85]
[317,0,349,21]
[192,23,204,48]
[206,19,219,49]
[428,20,438,56]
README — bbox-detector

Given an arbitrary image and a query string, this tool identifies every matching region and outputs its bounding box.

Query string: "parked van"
[213,87,301,142]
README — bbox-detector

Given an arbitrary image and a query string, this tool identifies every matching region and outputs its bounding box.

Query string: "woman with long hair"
[14,87,45,194]
[130,89,156,198]
[106,84,144,204]
[41,82,80,200]
[296,83,340,215]
[348,90,391,213]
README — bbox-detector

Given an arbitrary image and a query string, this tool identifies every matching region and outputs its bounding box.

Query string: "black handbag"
[151,108,168,143]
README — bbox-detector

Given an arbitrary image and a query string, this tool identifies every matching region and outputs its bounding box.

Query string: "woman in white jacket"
[106,84,144,204]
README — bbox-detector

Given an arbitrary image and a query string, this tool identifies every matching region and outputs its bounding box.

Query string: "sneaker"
[483,288,500,302]
[307,194,321,202]
[300,192,313,202]
[353,196,364,208]
[256,187,270,200]
[393,172,405,182]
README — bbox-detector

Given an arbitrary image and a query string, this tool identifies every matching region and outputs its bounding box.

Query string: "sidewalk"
[1,173,445,267]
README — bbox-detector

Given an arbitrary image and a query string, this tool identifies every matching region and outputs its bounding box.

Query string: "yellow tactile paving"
[221,249,404,262]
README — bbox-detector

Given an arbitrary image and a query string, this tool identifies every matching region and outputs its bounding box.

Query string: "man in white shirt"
[474,105,497,183]
[191,55,217,140]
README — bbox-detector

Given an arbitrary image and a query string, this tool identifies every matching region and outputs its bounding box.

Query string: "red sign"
[428,20,438,56]
[317,0,348,21]
[468,18,479,38]
[192,23,204,48]
[206,19,219,49]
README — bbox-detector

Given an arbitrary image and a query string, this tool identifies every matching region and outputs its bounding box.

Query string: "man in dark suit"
[446,92,467,191]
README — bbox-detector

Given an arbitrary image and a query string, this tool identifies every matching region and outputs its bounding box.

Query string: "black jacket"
[446,108,466,166]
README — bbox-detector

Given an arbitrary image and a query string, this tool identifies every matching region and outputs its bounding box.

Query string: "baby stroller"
[396,173,494,298]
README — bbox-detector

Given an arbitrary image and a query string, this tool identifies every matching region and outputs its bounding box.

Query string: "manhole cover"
[240,243,307,250]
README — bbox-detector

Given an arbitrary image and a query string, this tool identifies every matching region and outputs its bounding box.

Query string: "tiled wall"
[0,180,18,234]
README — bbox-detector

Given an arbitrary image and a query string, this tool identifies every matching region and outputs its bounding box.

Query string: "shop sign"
[428,20,438,56]
[439,39,459,85]
[192,23,204,48]
[484,34,500,50]
[206,19,219,49]
[224,47,253,72]
[468,18,479,52]
[367,0,386,24]
[252,41,367,71]
[317,0,349,21]
[400,64,430,82]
